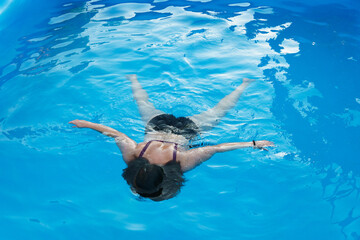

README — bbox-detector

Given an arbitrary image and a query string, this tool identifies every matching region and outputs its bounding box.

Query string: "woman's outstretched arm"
[180,140,274,172]
[69,120,126,138]
[69,120,137,163]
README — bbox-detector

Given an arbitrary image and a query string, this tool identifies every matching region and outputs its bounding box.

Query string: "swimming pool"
[0,0,359,239]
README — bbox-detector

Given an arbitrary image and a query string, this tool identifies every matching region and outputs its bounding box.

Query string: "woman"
[69,75,273,201]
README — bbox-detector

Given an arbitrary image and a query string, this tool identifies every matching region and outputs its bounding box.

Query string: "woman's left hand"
[253,140,274,151]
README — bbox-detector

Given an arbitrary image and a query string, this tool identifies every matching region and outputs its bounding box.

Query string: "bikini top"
[139,140,178,162]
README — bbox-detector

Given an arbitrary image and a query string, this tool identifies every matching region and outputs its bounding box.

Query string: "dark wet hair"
[122,157,185,201]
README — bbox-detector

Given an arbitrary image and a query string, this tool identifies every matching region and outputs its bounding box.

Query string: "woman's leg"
[127,74,164,123]
[189,78,255,131]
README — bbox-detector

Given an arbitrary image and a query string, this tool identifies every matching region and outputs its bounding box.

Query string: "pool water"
[0,0,359,239]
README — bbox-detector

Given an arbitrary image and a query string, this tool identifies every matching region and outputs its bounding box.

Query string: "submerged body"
[70,75,273,200]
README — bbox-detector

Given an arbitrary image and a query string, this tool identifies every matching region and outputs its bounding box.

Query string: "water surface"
[0,0,359,239]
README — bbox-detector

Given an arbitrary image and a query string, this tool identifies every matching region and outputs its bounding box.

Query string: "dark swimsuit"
[139,140,178,162]
[145,114,199,141]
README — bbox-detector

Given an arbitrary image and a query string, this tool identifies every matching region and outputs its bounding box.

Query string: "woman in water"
[69,75,273,201]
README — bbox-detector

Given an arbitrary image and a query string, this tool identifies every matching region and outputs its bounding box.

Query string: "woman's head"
[122,157,185,201]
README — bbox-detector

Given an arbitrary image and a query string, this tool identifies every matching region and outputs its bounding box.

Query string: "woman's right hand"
[69,120,92,128]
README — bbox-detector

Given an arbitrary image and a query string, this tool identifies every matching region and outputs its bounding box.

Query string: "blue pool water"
[1,0,360,239]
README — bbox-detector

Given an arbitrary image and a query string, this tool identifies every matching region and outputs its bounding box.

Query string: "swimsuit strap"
[138,140,178,162]
[139,141,153,158]
[173,143,178,162]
